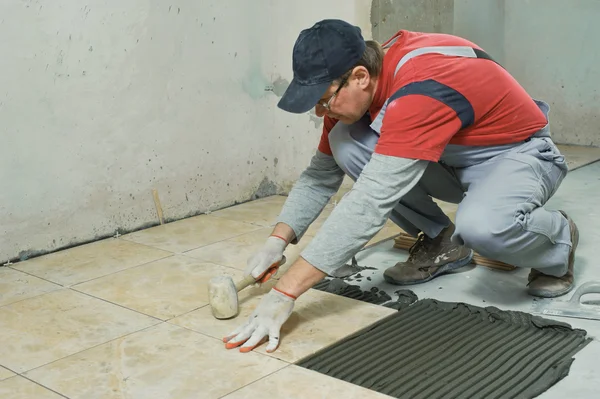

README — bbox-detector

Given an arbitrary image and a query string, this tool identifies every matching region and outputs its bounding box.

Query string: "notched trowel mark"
[313,278,393,305]
[331,256,377,278]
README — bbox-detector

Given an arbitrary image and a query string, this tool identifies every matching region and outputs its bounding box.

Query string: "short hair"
[335,40,385,84]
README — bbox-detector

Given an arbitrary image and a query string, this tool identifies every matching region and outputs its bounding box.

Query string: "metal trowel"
[530,281,600,321]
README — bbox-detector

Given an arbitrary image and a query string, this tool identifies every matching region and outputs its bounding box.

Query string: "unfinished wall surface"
[0,0,372,262]
[503,0,600,147]
[370,0,454,42]
[453,0,505,64]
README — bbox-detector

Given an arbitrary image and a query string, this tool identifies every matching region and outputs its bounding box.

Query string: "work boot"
[384,222,474,285]
[527,210,578,298]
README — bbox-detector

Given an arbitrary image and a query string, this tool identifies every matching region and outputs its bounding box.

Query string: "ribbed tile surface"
[297,299,592,399]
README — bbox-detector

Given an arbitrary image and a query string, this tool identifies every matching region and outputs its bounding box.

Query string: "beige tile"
[223,365,393,399]
[184,227,313,272]
[121,214,262,253]
[74,255,244,320]
[12,238,172,286]
[209,195,287,227]
[0,267,61,307]
[0,366,15,381]
[170,281,395,363]
[25,323,287,399]
[0,289,159,373]
[0,376,64,399]
[557,143,600,171]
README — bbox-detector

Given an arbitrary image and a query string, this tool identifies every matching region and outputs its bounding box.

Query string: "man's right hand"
[245,235,287,283]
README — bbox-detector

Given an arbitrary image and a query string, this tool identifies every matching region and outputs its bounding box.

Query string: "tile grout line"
[166,321,294,368]
[164,304,210,322]
[8,251,174,290]
[121,224,267,254]
[66,253,178,288]
[20,322,166,380]
[177,226,271,254]
[0,268,65,310]
[12,374,71,399]
[216,364,293,399]
[69,287,167,322]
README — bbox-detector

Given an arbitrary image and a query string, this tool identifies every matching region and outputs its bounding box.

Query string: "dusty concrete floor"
[350,160,600,399]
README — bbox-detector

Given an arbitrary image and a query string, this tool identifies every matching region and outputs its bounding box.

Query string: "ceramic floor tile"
[170,280,396,363]
[0,267,61,307]
[74,255,244,320]
[0,366,15,381]
[208,195,287,227]
[223,364,393,399]
[0,376,65,399]
[184,227,313,272]
[24,322,287,399]
[121,214,262,253]
[557,143,600,171]
[11,238,172,286]
[0,289,159,373]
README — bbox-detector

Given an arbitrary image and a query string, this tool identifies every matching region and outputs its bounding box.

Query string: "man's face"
[314,67,375,124]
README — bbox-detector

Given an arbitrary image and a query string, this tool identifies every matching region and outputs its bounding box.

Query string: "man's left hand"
[223,287,296,353]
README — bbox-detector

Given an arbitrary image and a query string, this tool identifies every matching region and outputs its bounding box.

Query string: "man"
[222,19,578,354]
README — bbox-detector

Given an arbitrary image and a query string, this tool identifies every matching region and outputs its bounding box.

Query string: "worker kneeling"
[223,19,578,354]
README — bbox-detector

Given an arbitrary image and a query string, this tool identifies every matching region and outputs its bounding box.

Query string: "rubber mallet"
[207,256,286,319]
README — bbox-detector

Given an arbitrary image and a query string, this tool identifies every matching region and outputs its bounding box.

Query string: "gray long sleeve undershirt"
[297,152,428,275]
[276,150,345,244]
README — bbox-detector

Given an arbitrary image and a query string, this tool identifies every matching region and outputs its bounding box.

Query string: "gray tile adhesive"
[312,278,418,309]
[296,298,592,399]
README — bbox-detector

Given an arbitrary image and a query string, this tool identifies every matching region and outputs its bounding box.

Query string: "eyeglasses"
[318,75,349,111]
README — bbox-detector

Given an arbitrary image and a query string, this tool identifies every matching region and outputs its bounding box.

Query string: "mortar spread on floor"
[297,298,592,399]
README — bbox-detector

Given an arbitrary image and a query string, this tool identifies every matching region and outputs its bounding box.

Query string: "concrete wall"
[372,0,599,147]
[503,0,600,147]
[0,0,372,263]
[371,0,454,42]
[453,0,504,64]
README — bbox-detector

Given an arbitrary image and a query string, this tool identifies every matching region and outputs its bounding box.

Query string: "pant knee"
[328,118,377,179]
[454,206,515,259]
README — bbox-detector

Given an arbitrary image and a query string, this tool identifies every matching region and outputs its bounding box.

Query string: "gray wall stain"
[252,176,280,200]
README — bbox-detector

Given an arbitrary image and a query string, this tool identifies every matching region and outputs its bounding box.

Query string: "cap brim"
[277,78,331,114]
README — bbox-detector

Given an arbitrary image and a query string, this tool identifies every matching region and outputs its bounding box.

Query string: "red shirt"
[318,30,548,162]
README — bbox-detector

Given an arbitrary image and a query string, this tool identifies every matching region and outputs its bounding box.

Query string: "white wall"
[454,0,600,147]
[0,0,372,262]
[503,0,600,147]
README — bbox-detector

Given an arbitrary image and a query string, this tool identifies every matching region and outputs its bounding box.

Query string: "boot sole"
[384,249,474,286]
[528,211,579,298]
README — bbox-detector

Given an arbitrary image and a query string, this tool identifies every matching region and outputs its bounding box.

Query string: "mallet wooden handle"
[234,256,287,292]
[235,275,258,292]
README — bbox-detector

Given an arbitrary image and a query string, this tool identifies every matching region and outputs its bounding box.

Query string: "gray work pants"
[328,114,571,276]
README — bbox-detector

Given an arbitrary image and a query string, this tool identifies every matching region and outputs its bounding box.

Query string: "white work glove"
[245,235,287,283]
[223,288,295,353]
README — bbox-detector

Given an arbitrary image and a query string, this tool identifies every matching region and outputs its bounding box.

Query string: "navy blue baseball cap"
[277,19,366,114]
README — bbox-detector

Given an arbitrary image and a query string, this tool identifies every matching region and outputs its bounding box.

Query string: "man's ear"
[352,66,371,89]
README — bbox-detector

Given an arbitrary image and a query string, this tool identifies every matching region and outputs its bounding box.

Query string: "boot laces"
[407,233,433,264]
